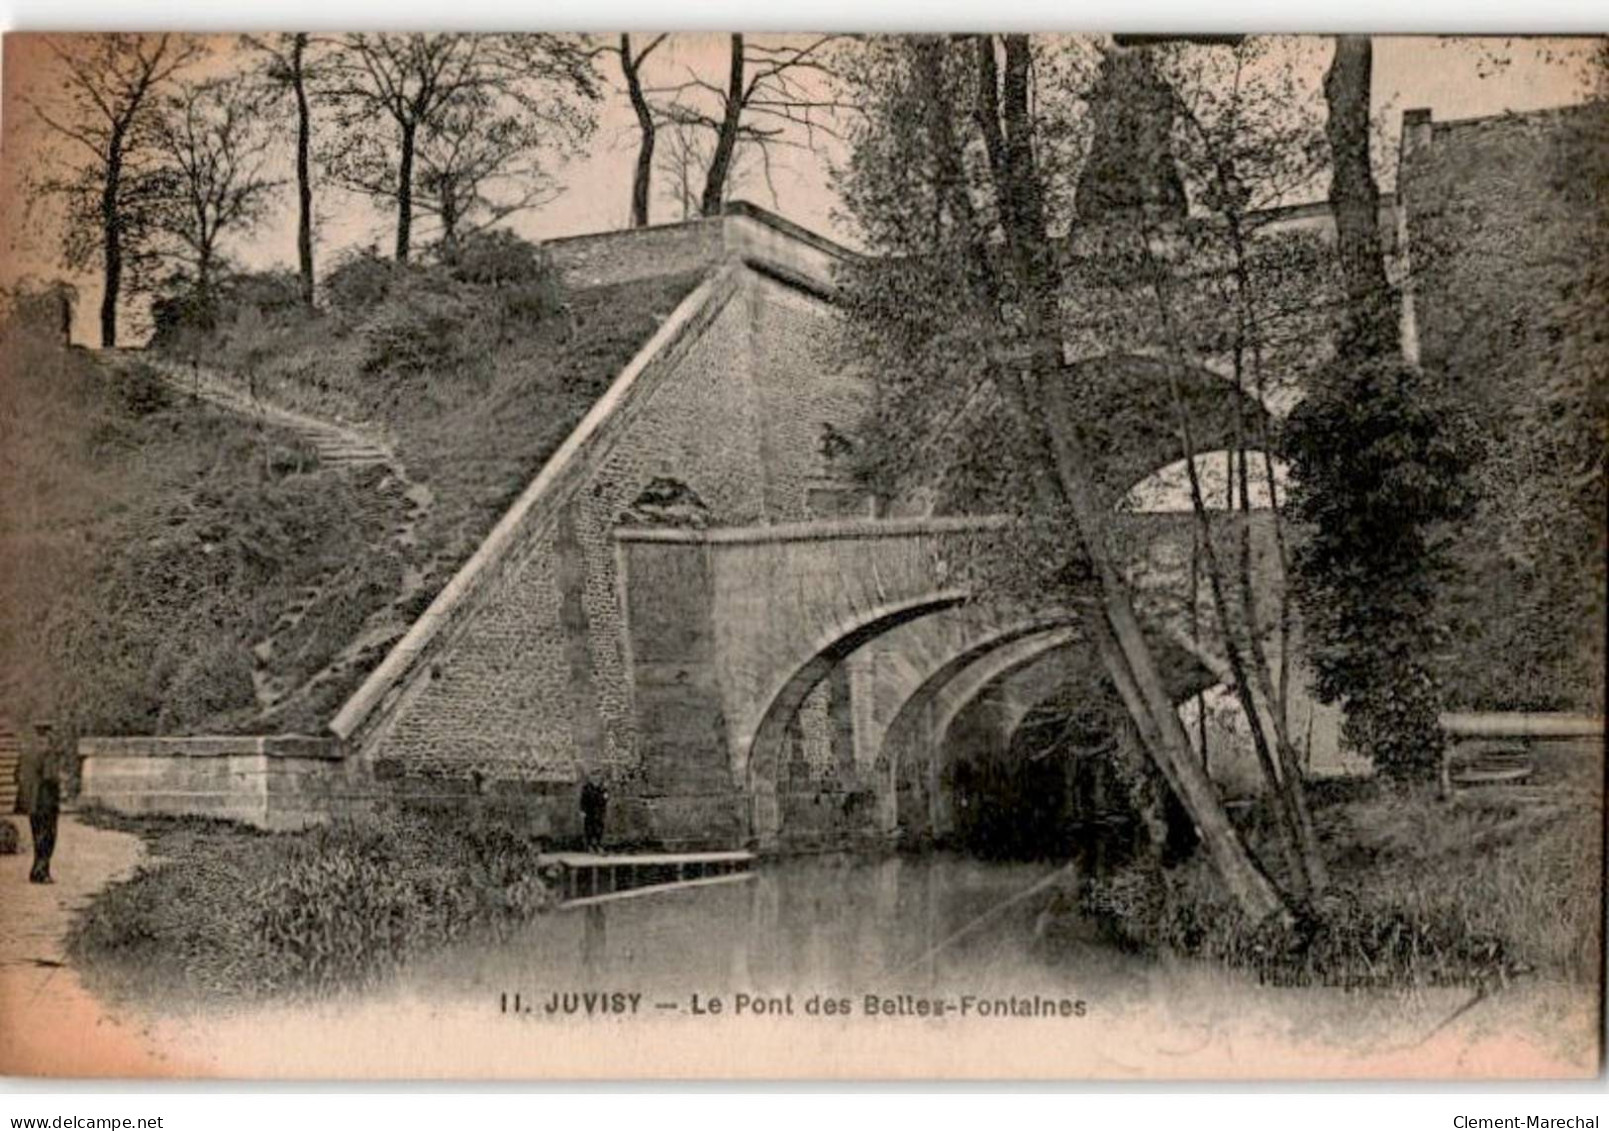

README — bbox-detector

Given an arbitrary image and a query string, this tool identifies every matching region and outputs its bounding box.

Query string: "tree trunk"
[700,34,745,217]
[984,35,1288,925]
[196,243,215,326]
[1323,35,1393,357]
[395,118,417,262]
[439,188,460,262]
[100,132,125,349]
[292,33,315,307]
[622,35,655,228]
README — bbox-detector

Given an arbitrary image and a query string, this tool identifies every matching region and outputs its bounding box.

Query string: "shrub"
[1285,355,1480,782]
[223,271,305,321]
[2,281,75,343]
[448,229,553,289]
[71,807,557,1003]
[360,286,476,379]
[1073,786,1599,989]
[155,635,257,735]
[446,230,566,331]
[251,822,428,993]
[325,246,401,316]
[106,362,173,418]
[0,819,19,855]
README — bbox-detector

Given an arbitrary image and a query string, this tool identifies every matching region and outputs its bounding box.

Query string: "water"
[134,851,1595,1077]
[411,853,1156,1010]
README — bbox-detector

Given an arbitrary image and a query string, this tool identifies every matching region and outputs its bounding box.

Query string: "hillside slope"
[0,318,401,742]
[149,254,708,731]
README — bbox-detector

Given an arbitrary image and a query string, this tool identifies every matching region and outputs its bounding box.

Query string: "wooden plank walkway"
[543,850,755,907]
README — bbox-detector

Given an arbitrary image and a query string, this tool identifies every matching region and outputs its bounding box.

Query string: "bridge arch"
[872,624,1082,840]
[743,589,968,845]
[872,619,1229,849]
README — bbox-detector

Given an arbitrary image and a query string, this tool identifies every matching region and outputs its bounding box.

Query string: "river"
[410,853,1153,1010]
[128,851,1595,1078]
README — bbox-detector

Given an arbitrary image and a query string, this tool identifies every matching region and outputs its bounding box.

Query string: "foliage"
[24,34,205,345]
[147,74,281,312]
[316,33,600,259]
[150,270,308,353]
[446,228,551,287]
[1284,355,1479,780]
[324,245,402,315]
[143,262,703,727]
[0,820,19,855]
[1407,103,1609,712]
[0,320,397,736]
[1075,781,1601,988]
[69,808,556,1002]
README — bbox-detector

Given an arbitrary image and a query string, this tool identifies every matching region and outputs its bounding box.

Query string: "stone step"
[1,748,19,811]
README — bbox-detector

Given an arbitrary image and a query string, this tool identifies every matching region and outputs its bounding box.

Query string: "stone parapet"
[78,734,345,831]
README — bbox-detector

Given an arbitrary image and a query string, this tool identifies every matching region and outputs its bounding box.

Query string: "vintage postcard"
[0,31,1603,1080]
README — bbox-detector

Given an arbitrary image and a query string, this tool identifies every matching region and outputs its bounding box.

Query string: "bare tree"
[612,34,667,227]
[651,34,849,216]
[28,34,203,347]
[318,33,599,262]
[241,33,319,307]
[148,76,281,316]
[333,86,567,258]
[654,119,767,220]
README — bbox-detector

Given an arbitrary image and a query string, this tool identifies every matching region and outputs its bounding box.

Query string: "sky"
[0,33,1600,342]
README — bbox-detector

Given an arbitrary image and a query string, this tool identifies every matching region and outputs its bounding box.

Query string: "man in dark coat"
[29,775,60,884]
[579,774,608,853]
[28,724,61,884]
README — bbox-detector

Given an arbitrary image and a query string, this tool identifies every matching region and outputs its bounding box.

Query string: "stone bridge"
[616,512,1270,848]
[79,202,1319,846]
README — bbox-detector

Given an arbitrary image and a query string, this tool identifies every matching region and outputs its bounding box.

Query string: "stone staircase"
[0,721,20,814]
[125,353,393,469]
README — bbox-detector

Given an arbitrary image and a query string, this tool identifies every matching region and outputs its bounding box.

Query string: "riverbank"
[1070,779,1602,993]
[66,807,555,1006]
[59,847,1601,1079]
[0,813,175,1076]
[66,771,1603,1011]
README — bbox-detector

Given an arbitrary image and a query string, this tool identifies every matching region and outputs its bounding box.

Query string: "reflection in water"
[413,854,1153,1006]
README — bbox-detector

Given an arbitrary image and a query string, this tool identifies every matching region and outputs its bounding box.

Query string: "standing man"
[580,773,608,853]
[28,723,61,884]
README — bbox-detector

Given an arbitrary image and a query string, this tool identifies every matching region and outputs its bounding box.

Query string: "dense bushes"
[0,320,398,737]
[151,271,306,352]
[341,233,566,389]
[70,808,556,1002]
[1284,356,1479,782]
[1069,783,1600,990]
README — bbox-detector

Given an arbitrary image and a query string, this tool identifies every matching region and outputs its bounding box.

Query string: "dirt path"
[0,815,176,1077]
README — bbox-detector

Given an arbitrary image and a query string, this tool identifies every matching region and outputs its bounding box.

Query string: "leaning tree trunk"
[983,35,1289,925]
[292,33,315,307]
[700,34,745,217]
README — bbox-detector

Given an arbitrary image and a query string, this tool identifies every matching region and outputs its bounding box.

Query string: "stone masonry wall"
[361,267,863,843]
[546,220,726,290]
[750,282,869,519]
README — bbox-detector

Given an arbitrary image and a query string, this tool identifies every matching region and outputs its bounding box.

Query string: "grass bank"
[69,807,555,1005]
[0,316,397,743]
[1067,779,1602,991]
[151,250,706,730]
